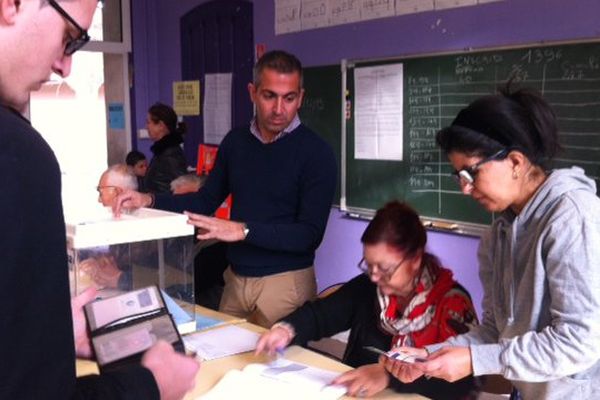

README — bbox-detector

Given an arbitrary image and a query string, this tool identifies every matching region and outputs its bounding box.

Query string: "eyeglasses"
[451,149,509,185]
[48,0,91,56]
[97,186,119,193]
[357,256,407,281]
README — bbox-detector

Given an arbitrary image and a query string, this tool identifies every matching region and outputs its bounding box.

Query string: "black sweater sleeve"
[74,367,160,400]
[282,275,371,346]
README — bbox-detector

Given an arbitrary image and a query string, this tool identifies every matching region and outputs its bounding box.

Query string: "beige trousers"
[219,266,317,328]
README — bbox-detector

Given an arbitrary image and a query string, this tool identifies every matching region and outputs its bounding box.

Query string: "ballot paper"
[183,325,260,360]
[198,359,347,400]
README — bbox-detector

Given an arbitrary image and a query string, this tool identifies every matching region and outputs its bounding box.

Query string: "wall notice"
[173,80,200,116]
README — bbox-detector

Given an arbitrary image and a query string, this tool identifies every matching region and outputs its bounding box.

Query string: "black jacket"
[0,106,159,399]
[283,274,479,400]
[145,133,187,194]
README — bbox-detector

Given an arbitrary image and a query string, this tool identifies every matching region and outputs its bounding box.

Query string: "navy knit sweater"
[155,123,337,277]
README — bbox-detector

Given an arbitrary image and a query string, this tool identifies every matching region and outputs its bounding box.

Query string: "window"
[30,1,132,218]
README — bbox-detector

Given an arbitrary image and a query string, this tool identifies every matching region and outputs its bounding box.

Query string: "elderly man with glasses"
[0,1,198,399]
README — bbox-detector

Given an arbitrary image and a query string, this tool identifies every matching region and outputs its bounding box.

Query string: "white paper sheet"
[354,63,404,160]
[198,359,346,400]
[396,0,434,15]
[434,0,477,10]
[183,325,259,360]
[329,0,361,26]
[359,0,395,21]
[203,73,232,145]
[275,0,302,34]
[300,0,329,29]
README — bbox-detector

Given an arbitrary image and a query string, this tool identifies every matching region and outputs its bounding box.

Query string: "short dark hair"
[361,201,426,259]
[125,150,146,166]
[253,50,303,88]
[148,102,186,135]
[436,85,561,169]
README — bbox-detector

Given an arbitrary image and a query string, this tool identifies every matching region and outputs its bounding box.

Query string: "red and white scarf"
[377,262,455,348]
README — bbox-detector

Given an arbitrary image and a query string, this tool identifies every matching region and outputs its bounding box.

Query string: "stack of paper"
[198,360,347,400]
[183,325,259,360]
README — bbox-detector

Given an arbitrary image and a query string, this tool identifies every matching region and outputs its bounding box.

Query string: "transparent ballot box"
[66,208,196,334]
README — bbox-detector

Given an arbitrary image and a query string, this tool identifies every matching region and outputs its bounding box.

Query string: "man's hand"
[71,287,97,359]
[332,363,390,398]
[80,256,122,289]
[185,211,246,242]
[112,189,153,217]
[142,341,200,400]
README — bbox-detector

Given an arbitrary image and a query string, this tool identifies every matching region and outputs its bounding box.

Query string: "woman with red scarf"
[256,201,479,399]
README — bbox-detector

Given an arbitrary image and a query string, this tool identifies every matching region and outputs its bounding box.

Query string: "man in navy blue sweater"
[115,51,337,327]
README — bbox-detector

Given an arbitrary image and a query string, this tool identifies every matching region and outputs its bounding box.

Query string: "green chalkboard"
[299,65,342,204]
[344,42,600,232]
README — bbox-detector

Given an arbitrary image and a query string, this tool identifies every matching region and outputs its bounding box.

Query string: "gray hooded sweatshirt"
[427,167,600,399]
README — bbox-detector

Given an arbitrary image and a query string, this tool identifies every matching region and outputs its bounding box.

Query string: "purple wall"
[254,0,600,67]
[131,0,212,157]
[132,0,600,316]
[315,209,482,314]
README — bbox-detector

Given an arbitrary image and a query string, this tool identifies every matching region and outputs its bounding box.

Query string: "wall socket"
[138,128,149,139]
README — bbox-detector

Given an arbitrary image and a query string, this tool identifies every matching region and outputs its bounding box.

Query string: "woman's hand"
[416,347,473,382]
[254,325,293,356]
[382,346,473,384]
[381,346,428,383]
[332,363,389,398]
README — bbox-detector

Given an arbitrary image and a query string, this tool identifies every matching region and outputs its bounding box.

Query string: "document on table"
[198,359,347,400]
[183,325,259,360]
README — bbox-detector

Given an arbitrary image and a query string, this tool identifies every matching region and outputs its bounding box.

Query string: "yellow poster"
[173,80,200,116]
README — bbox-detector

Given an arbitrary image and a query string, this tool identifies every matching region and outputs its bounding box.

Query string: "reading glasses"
[451,148,510,185]
[48,0,91,56]
[358,256,408,282]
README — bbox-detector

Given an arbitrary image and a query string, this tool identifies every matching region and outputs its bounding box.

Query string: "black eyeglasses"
[357,256,407,282]
[451,149,509,185]
[48,0,91,56]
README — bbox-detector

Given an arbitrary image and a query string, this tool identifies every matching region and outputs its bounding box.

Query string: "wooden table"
[77,306,428,399]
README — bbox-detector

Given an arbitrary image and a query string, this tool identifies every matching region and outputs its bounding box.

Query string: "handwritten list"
[274,0,505,35]
[275,0,302,34]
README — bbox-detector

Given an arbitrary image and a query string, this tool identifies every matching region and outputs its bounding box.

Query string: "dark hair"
[148,102,186,136]
[125,150,146,166]
[253,50,303,88]
[436,85,561,169]
[362,201,443,279]
[361,201,426,258]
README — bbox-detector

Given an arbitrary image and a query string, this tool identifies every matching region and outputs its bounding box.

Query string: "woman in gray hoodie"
[383,86,600,400]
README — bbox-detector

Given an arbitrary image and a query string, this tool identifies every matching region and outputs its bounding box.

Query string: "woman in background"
[144,102,187,193]
[384,86,600,400]
[256,201,479,399]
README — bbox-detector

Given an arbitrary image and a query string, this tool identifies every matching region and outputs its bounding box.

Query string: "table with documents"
[76,305,428,399]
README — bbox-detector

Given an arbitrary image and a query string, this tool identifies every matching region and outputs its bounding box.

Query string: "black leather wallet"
[84,286,185,372]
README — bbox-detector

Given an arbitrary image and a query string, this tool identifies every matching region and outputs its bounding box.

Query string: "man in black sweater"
[0,1,198,398]
[115,51,337,328]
